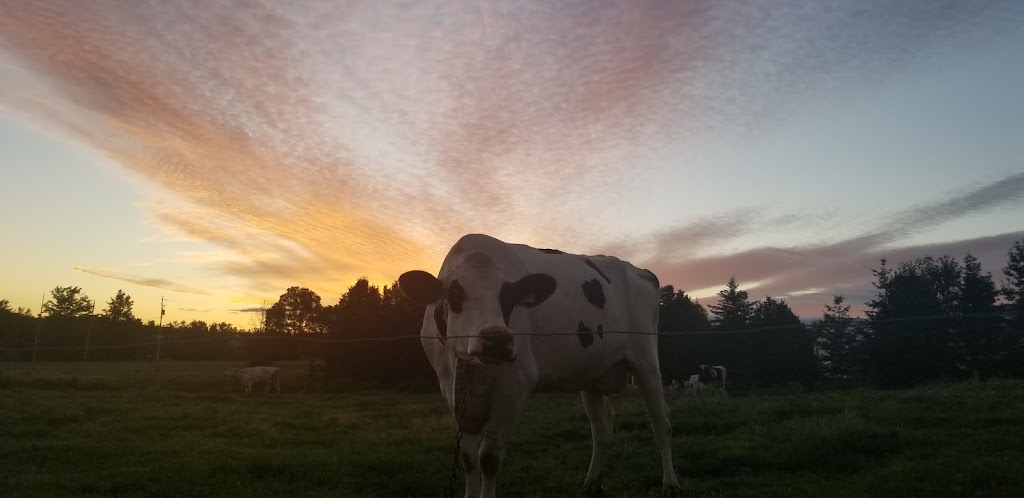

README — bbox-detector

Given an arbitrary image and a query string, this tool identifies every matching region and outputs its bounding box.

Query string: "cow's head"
[224,368,238,379]
[399,254,556,365]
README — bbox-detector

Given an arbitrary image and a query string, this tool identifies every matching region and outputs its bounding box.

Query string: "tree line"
[2,238,1022,389]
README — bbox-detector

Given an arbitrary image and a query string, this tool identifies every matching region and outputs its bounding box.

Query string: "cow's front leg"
[478,373,531,498]
[460,433,482,498]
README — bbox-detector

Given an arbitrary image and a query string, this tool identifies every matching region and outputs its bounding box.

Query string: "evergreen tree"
[957,253,1001,374]
[866,256,963,386]
[708,277,751,331]
[1003,239,1024,329]
[103,290,137,323]
[814,295,867,380]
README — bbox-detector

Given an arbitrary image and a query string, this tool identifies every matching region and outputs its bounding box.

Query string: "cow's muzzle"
[470,326,516,364]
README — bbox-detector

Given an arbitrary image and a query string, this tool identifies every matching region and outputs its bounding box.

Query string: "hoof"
[583,480,606,498]
[662,484,682,498]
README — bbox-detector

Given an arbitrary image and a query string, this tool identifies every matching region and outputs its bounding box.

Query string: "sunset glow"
[2,1,1023,326]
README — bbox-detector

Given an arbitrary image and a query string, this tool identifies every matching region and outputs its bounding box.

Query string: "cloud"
[643,170,1024,317]
[875,171,1024,242]
[177,307,211,313]
[232,307,268,314]
[73,267,210,295]
[2,0,1021,305]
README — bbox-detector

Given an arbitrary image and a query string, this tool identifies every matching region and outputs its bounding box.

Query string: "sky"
[1,1,1023,328]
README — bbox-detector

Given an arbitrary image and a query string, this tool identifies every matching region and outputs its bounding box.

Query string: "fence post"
[155,297,164,372]
[83,302,96,362]
[32,294,44,362]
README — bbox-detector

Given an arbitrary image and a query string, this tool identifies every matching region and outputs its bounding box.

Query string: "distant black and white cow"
[399,234,680,498]
[697,364,728,396]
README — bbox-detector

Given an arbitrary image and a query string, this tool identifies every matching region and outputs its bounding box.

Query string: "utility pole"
[83,301,96,362]
[32,294,44,362]
[155,297,164,371]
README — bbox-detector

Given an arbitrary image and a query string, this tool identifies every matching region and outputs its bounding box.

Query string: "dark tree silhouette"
[1003,239,1024,329]
[103,290,137,323]
[42,286,93,317]
[331,278,383,337]
[814,295,867,380]
[265,287,325,335]
[381,280,425,337]
[750,296,801,328]
[708,277,751,331]
[867,256,965,386]
[657,285,710,382]
[658,285,710,332]
[955,253,1003,375]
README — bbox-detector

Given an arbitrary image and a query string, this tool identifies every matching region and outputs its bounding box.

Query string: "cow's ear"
[398,270,443,305]
[508,273,557,308]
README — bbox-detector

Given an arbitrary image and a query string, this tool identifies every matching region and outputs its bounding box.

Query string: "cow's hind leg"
[633,365,681,497]
[581,391,615,497]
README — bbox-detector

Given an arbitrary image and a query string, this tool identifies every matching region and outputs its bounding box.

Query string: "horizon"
[2,1,1023,328]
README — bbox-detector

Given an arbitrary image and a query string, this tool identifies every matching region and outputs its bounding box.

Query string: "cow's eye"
[447,280,467,313]
[433,301,448,339]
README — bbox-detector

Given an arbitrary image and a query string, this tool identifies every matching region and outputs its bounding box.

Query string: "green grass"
[2,362,1024,497]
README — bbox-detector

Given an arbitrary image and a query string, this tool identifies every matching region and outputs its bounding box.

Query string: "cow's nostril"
[480,334,515,363]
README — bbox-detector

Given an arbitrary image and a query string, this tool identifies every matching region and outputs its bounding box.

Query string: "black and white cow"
[399,234,680,498]
[697,364,728,396]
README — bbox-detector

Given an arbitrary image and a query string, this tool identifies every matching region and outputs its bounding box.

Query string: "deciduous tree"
[42,286,93,318]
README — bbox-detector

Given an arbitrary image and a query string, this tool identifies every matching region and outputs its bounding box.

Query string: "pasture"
[2,361,1023,497]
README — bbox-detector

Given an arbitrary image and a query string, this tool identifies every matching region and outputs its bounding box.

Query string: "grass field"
[2,361,1024,497]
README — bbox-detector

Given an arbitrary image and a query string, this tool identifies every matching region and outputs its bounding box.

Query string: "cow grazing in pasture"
[682,374,701,394]
[697,364,728,396]
[399,234,680,498]
[224,366,281,395]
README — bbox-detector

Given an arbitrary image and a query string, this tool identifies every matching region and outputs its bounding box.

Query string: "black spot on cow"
[433,303,448,341]
[499,273,558,325]
[637,269,660,289]
[577,321,594,349]
[597,324,604,339]
[585,259,612,283]
[447,280,467,313]
[538,248,564,254]
[582,279,606,309]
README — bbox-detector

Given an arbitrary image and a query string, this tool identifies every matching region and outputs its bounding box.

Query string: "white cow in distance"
[225,366,281,395]
[399,233,680,498]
